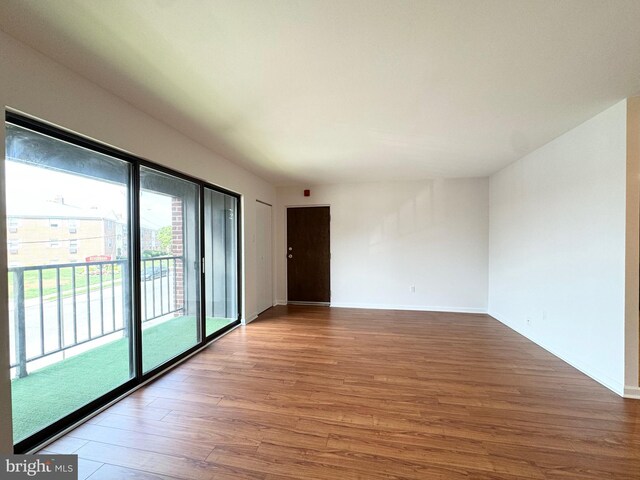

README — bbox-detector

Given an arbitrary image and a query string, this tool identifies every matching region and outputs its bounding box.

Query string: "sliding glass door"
[204,188,239,337]
[5,122,135,445]
[139,166,201,373]
[5,113,242,452]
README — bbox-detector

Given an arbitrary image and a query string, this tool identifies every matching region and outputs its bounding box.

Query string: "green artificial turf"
[11,316,234,443]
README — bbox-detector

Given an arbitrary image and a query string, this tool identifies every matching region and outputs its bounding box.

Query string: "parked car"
[143,263,168,280]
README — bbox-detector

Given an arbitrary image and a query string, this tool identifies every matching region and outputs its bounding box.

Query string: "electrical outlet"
[526,317,532,326]
[410,285,416,293]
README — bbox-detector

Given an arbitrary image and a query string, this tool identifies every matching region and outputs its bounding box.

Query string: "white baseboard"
[624,386,640,399]
[330,302,487,314]
[490,310,625,397]
[243,313,258,325]
[273,300,484,314]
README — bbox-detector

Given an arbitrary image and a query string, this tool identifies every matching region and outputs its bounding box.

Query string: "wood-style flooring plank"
[87,464,183,480]
[74,442,214,480]
[68,423,214,460]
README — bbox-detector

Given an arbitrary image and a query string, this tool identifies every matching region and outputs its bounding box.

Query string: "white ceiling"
[2,0,640,186]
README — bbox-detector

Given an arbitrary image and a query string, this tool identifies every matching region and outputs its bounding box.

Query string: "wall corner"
[625,96,640,390]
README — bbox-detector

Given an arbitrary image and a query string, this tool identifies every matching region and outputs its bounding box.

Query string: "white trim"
[243,313,259,325]
[28,323,242,453]
[275,299,287,306]
[624,386,640,399]
[255,200,274,315]
[330,302,487,314]
[288,301,330,306]
[285,203,332,208]
[490,311,625,397]
[240,194,247,337]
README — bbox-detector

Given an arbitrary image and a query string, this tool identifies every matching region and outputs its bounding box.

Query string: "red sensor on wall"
[304,189,310,197]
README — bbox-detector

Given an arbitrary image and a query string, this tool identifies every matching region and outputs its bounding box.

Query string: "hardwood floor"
[41,306,640,479]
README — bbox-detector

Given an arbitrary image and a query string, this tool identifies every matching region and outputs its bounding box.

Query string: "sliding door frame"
[202,186,242,342]
[6,111,242,453]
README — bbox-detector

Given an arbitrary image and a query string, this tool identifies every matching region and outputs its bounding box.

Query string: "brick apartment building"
[6,197,158,267]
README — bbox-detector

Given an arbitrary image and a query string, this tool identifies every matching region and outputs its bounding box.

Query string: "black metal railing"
[9,256,183,378]
[141,256,183,322]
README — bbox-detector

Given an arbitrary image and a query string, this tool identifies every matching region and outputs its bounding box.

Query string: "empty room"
[0,1,639,479]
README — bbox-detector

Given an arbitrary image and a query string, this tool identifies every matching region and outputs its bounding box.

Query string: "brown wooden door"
[287,206,330,303]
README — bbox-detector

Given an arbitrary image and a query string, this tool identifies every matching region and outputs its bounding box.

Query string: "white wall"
[255,201,274,315]
[0,30,275,451]
[276,179,489,312]
[488,100,628,395]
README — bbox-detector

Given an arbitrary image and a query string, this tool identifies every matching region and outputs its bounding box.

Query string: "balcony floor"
[11,316,234,443]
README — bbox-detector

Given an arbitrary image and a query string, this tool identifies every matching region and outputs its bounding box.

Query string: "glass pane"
[204,188,238,336]
[5,123,134,444]
[140,166,200,372]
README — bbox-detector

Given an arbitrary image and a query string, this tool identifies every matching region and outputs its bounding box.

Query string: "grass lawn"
[11,316,234,443]
[8,265,122,301]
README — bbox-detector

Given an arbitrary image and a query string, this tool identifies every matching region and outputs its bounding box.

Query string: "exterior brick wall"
[6,217,108,267]
[171,197,184,312]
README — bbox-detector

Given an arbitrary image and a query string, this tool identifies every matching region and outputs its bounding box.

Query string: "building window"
[69,240,78,254]
[8,218,18,233]
[49,219,59,228]
[9,240,18,254]
[50,239,59,248]
[69,219,77,234]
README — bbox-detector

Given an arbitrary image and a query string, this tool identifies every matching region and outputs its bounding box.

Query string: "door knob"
[288,254,293,259]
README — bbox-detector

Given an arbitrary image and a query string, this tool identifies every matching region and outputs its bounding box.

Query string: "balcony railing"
[8,256,183,378]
